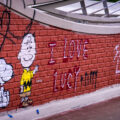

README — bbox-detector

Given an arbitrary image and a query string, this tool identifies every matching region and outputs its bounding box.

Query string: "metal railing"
[75,0,120,17]
[33,0,120,17]
[69,1,102,13]
[34,0,120,24]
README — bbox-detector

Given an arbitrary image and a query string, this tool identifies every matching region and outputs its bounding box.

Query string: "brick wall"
[0,5,120,112]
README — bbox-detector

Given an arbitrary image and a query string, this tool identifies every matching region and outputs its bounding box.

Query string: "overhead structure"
[0,0,120,34]
[33,0,120,25]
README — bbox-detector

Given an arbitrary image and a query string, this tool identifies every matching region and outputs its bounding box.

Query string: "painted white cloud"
[0,59,13,85]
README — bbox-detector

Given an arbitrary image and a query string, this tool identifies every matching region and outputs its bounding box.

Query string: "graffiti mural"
[48,42,56,65]
[48,39,89,64]
[0,0,36,51]
[0,0,107,112]
[0,58,13,108]
[114,44,120,74]
[18,34,38,107]
[0,0,38,109]
[0,2,15,51]
[48,38,94,92]
[63,39,89,62]
[53,66,98,92]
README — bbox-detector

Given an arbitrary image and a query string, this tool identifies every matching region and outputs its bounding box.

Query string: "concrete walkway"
[0,84,120,120]
[39,97,120,120]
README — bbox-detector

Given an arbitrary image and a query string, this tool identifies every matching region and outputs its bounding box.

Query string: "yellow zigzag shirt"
[20,69,33,93]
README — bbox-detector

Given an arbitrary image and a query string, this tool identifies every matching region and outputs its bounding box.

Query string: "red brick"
[40,30,48,36]
[0,4,120,113]
[7,51,17,57]
[47,30,55,35]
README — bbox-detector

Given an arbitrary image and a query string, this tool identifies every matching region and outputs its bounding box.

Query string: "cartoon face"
[18,34,36,68]
[0,59,13,85]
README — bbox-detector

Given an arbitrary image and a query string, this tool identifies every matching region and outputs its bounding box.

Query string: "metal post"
[102,0,109,17]
[80,0,87,15]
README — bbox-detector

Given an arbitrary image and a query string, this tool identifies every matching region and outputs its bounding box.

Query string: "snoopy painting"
[0,59,13,108]
[18,33,38,107]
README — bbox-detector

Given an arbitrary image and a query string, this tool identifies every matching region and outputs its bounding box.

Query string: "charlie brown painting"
[18,33,38,107]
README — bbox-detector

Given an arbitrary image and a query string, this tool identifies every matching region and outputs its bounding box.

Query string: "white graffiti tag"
[114,44,120,74]
[0,59,13,107]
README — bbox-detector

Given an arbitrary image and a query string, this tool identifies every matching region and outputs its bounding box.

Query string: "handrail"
[70,0,120,17]
[102,1,120,17]
[34,0,120,23]
[69,1,102,13]
[89,7,106,16]
[89,0,109,16]
[80,0,87,15]
[37,6,120,23]
[111,8,120,14]
[107,0,120,8]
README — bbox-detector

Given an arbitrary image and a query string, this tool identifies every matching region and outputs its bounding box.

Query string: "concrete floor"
[39,97,120,120]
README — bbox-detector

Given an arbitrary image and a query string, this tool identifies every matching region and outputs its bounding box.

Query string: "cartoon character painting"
[18,33,38,107]
[0,59,13,108]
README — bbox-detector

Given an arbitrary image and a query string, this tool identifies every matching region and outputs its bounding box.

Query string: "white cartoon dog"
[0,59,13,108]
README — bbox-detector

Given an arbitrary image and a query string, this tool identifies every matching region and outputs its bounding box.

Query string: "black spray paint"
[84,71,98,88]
[0,0,36,51]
